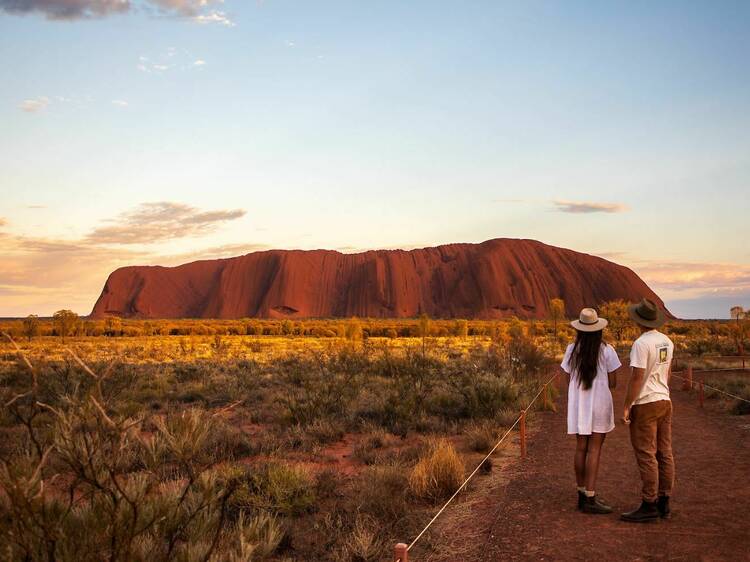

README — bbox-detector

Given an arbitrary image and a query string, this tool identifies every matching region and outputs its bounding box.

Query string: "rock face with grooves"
[91,238,669,319]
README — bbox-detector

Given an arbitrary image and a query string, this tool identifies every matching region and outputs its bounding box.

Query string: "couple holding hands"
[561,298,675,523]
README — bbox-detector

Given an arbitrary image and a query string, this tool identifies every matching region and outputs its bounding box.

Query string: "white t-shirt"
[629,330,674,406]
[561,342,621,435]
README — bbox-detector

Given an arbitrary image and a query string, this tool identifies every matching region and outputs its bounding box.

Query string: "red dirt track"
[90,238,666,320]
[419,375,750,562]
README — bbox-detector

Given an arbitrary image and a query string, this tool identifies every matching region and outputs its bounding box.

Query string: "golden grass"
[409,439,465,503]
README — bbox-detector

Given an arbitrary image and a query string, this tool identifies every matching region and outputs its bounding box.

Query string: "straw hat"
[570,308,608,332]
[628,298,666,329]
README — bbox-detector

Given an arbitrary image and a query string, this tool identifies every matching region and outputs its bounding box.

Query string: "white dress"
[561,343,621,435]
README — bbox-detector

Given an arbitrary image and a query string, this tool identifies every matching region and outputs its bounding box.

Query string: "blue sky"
[1,1,749,318]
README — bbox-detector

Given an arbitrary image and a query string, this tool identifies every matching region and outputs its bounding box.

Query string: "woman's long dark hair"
[570,329,603,390]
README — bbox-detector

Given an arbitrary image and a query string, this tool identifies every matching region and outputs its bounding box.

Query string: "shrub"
[465,421,501,453]
[226,511,284,560]
[355,464,409,524]
[237,462,316,516]
[343,515,383,562]
[352,429,387,465]
[408,439,464,502]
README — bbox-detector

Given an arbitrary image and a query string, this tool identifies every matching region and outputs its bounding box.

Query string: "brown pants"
[629,399,675,502]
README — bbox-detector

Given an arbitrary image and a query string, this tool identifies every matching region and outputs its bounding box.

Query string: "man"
[621,298,675,523]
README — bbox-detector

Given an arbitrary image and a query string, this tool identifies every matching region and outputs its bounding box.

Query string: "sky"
[1,0,749,319]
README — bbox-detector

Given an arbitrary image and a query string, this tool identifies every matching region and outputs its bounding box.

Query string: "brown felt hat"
[628,298,666,328]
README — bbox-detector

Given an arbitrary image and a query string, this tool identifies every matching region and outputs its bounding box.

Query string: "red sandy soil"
[90,238,667,320]
[413,375,750,561]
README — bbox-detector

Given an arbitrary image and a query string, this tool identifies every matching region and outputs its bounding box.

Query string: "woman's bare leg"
[584,432,607,492]
[575,435,589,487]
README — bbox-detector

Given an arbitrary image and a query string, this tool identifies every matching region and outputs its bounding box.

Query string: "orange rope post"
[542,383,550,410]
[394,543,408,562]
[699,378,705,408]
[682,365,693,391]
[519,409,527,459]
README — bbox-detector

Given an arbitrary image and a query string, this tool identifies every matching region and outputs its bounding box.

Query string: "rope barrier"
[671,371,750,405]
[395,370,559,560]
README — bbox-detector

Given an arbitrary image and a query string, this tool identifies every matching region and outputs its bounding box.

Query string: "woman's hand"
[622,406,631,425]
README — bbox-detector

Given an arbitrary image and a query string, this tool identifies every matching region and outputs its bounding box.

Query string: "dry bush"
[355,464,410,525]
[465,421,501,453]
[0,335,266,562]
[352,429,388,465]
[341,515,383,562]
[408,439,464,503]
[234,462,316,516]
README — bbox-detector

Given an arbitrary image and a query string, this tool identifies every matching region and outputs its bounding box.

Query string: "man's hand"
[622,406,631,425]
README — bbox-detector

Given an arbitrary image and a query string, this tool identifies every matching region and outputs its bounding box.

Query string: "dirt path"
[415,375,750,562]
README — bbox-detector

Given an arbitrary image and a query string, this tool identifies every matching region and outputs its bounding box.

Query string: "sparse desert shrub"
[315,468,339,499]
[355,464,409,524]
[237,462,316,516]
[276,354,359,426]
[227,511,284,560]
[306,418,345,445]
[465,421,501,453]
[496,407,521,428]
[706,376,750,415]
[207,421,256,459]
[342,515,383,562]
[408,439,464,503]
[352,429,388,465]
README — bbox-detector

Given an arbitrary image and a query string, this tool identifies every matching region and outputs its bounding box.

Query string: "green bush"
[235,462,316,516]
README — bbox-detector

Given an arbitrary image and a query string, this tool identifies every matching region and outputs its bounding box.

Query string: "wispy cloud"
[0,217,7,229]
[111,99,129,107]
[0,201,254,315]
[553,200,629,214]
[635,261,750,293]
[19,96,49,113]
[138,50,207,73]
[86,201,246,245]
[0,0,233,24]
[0,233,148,315]
[192,10,234,26]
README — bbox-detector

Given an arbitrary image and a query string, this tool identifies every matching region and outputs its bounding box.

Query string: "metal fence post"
[394,543,408,562]
[519,409,527,459]
[699,378,705,408]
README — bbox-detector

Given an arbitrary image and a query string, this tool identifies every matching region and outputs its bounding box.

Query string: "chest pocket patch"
[658,346,668,364]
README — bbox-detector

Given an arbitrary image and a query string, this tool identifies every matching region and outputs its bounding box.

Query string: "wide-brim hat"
[571,308,608,332]
[628,298,666,328]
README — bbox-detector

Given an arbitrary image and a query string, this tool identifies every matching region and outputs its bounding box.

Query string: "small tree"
[104,315,121,337]
[600,300,629,343]
[22,314,40,342]
[453,319,469,339]
[53,309,78,342]
[548,298,565,337]
[345,317,363,342]
[730,306,746,358]
[418,313,431,355]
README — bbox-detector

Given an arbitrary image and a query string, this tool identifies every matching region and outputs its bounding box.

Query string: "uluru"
[91,238,668,320]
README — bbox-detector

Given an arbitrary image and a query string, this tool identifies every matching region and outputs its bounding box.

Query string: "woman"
[561,307,621,514]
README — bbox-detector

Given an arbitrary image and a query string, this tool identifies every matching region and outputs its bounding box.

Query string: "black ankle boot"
[578,491,585,511]
[582,494,613,514]
[657,496,671,519]
[621,500,659,523]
